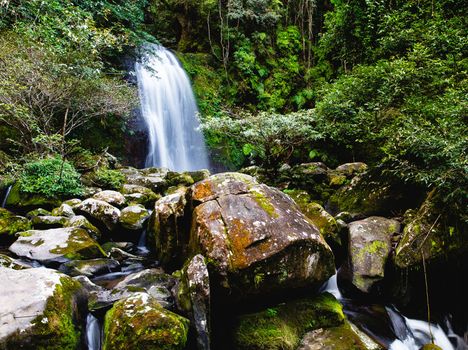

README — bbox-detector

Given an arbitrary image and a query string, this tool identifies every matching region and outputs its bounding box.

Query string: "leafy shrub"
[93,168,125,190]
[19,157,83,198]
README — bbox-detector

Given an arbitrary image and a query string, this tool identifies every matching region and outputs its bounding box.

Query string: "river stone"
[102,292,189,350]
[31,215,68,229]
[51,203,75,218]
[62,198,82,208]
[60,258,120,277]
[176,254,211,350]
[93,190,126,208]
[76,198,121,231]
[0,267,86,349]
[9,227,105,264]
[0,208,31,238]
[124,169,167,193]
[121,184,160,207]
[0,253,30,270]
[189,173,335,300]
[26,208,51,218]
[119,205,150,230]
[64,215,101,240]
[341,217,400,294]
[148,187,189,268]
[110,268,176,309]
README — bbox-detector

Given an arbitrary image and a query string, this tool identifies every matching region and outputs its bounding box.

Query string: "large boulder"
[31,215,68,229]
[9,227,105,264]
[189,173,335,300]
[102,292,189,350]
[59,258,120,278]
[0,267,86,349]
[122,167,168,193]
[76,198,121,231]
[394,191,468,269]
[340,217,400,294]
[121,184,160,207]
[0,208,31,240]
[5,182,61,209]
[64,215,101,240]
[148,187,190,268]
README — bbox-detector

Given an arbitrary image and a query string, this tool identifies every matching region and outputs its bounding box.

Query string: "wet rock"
[0,253,30,269]
[119,205,150,231]
[26,208,51,218]
[9,227,105,264]
[0,267,86,349]
[76,198,121,231]
[110,268,176,309]
[108,247,144,263]
[101,241,134,254]
[234,292,345,350]
[148,187,189,268]
[189,173,335,300]
[335,163,368,176]
[5,182,61,209]
[62,198,82,208]
[188,169,211,183]
[176,254,211,350]
[420,345,443,350]
[102,292,189,350]
[31,215,68,229]
[51,203,75,217]
[123,167,168,193]
[64,215,101,240]
[394,191,468,268]
[93,190,126,208]
[121,184,160,207]
[341,217,400,294]
[60,258,120,277]
[0,208,31,238]
[166,171,194,187]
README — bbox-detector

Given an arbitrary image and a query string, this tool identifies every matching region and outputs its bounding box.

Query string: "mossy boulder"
[148,187,189,268]
[9,227,105,264]
[122,167,168,193]
[233,292,345,350]
[93,190,126,208]
[76,198,121,231]
[284,190,341,247]
[189,173,335,300]
[0,267,86,350]
[121,184,160,207]
[102,292,189,350]
[119,205,150,231]
[31,215,69,229]
[340,217,400,294]
[0,207,31,238]
[51,203,75,217]
[5,182,62,210]
[394,191,468,268]
[64,215,101,240]
[166,171,194,187]
[420,345,443,350]
[0,253,30,269]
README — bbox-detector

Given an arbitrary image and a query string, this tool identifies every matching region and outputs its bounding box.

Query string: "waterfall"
[85,313,101,350]
[135,44,209,171]
[1,185,12,208]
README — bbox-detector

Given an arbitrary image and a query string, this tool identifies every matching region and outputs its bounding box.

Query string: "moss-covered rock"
[9,227,105,264]
[64,215,101,241]
[121,184,160,207]
[189,173,335,301]
[284,190,341,247]
[76,198,121,231]
[60,258,120,277]
[394,191,468,268]
[0,208,31,238]
[420,344,443,350]
[51,203,75,217]
[340,217,400,294]
[93,190,126,208]
[0,267,86,350]
[0,253,30,269]
[102,292,189,350]
[5,182,62,210]
[31,215,69,229]
[233,292,345,350]
[166,171,194,187]
[119,205,150,231]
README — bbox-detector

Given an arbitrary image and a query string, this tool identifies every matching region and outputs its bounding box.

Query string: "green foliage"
[202,109,322,168]
[19,157,83,198]
[94,169,126,190]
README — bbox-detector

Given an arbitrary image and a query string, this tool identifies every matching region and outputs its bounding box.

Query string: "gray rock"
[31,215,68,229]
[76,198,121,231]
[119,205,150,230]
[51,203,75,217]
[93,190,126,208]
[60,258,120,277]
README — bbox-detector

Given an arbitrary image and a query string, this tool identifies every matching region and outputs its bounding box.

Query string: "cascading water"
[85,313,101,350]
[135,44,210,171]
[320,273,468,350]
[1,185,12,208]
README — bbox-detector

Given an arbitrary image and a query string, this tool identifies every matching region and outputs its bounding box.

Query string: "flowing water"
[135,44,209,171]
[321,273,468,350]
[85,313,101,350]
[1,185,12,208]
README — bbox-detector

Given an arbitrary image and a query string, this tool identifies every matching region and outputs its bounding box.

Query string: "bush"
[19,157,83,198]
[93,169,125,190]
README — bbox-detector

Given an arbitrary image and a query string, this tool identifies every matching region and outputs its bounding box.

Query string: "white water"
[1,185,12,208]
[321,273,466,350]
[85,313,101,350]
[136,229,150,255]
[135,44,209,171]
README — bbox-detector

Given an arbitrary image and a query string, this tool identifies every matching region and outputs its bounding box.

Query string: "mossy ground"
[233,292,345,350]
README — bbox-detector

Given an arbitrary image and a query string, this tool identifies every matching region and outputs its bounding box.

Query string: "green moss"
[49,228,106,260]
[251,190,279,218]
[234,292,345,350]
[0,208,32,236]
